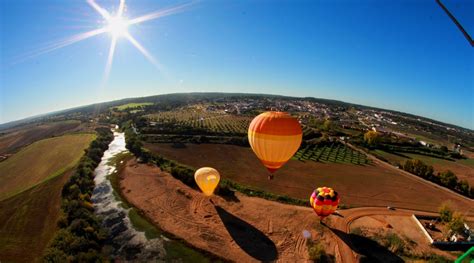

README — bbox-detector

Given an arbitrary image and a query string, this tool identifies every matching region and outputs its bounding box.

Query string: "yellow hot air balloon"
[248,111,302,179]
[194,167,221,196]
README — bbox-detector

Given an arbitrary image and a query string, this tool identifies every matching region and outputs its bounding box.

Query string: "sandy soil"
[119,159,329,262]
[144,143,473,212]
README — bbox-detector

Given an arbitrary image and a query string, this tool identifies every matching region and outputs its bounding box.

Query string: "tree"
[364,131,380,146]
[322,119,332,132]
[439,170,458,189]
[439,202,453,223]
[447,212,465,234]
[457,180,470,196]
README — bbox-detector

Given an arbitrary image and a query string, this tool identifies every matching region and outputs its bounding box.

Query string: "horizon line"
[1,91,472,131]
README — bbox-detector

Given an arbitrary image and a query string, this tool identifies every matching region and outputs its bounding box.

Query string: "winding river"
[91,130,166,261]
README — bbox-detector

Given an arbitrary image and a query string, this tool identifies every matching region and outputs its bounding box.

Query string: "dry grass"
[0,120,82,155]
[0,134,95,201]
[0,170,72,263]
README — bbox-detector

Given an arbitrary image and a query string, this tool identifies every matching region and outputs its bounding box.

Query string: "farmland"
[0,170,72,263]
[0,120,82,155]
[0,133,95,200]
[145,107,252,135]
[144,142,473,212]
[294,142,371,165]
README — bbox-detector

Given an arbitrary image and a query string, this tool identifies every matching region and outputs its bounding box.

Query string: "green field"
[0,133,95,201]
[293,142,370,165]
[146,107,252,135]
[113,102,153,111]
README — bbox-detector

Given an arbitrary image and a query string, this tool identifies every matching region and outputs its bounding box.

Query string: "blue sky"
[1,0,473,128]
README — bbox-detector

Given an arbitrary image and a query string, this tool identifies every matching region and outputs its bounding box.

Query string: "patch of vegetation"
[306,240,334,262]
[112,102,153,111]
[43,128,114,261]
[128,208,161,240]
[293,141,370,165]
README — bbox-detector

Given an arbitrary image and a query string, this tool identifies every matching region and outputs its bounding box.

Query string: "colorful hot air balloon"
[310,187,340,219]
[248,111,302,179]
[194,167,221,196]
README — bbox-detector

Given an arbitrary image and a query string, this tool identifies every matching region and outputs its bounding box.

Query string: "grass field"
[0,170,72,263]
[144,143,472,212]
[146,108,252,135]
[293,143,370,165]
[372,149,474,185]
[0,133,95,201]
[113,102,153,111]
[0,120,82,155]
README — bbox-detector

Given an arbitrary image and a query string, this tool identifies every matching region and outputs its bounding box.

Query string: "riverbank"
[108,151,225,262]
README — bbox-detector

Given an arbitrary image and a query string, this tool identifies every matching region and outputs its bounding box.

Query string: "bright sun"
[24,0,193,87]
[107,16,129,38]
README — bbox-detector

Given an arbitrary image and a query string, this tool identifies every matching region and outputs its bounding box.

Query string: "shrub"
[307,241,332,262]
[439,202,453,223]
[447,212,465,234]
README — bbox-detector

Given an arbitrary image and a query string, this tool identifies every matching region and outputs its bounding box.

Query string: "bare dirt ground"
[119,159,323,262]
[144,143,473,212]
[118,159,473,262]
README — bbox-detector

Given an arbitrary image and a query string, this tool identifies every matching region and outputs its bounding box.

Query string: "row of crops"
[293,142,371,165]
[146,109,252,135]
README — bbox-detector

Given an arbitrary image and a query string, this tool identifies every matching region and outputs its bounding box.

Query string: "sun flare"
[107,16,129,38]
[17,0,194,87]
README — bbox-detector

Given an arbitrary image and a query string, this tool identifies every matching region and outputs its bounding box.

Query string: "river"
[91,129,212,262]
[91,130,167,261]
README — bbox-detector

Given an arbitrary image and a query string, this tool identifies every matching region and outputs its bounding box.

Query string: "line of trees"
[402,159,473,198]
[43,128,114,262]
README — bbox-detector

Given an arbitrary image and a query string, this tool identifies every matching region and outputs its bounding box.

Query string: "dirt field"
[0,134,95,200]
[144,143,473,212]
[119,159,335,262]
[373,150,474,185]
[0,170,72,263]
[0,120,84,155]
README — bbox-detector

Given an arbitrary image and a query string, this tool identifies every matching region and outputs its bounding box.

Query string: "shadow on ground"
[327,227,403,263]
[215,206,277,262]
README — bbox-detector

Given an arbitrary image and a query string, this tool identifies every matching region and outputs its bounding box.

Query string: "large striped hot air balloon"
[248,111,302,179]
[310,187,340,219]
